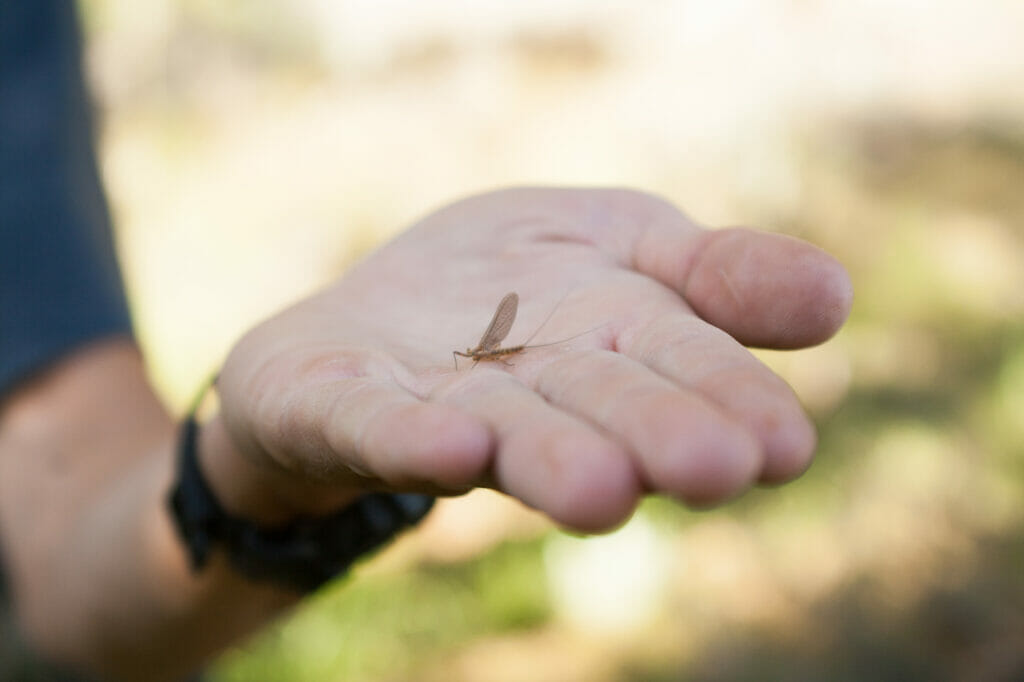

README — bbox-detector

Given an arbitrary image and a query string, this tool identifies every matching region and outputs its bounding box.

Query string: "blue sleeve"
[0,0,134,396]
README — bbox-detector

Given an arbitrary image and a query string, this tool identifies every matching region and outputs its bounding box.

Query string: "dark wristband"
[168,413,434,592]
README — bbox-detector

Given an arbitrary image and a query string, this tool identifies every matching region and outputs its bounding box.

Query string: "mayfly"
[453,291,587,370]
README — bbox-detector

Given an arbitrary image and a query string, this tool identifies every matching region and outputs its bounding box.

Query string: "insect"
[453,291,583,370]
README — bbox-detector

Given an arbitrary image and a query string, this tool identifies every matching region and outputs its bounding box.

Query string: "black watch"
[168,414,435,592]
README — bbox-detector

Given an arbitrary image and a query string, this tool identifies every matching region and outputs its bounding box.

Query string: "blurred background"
[79,0,1024,680]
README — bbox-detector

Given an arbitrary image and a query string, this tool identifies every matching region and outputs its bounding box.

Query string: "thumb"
[630,209,852,349]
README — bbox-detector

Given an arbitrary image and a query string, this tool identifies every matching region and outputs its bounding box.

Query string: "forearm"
[0,340,301,681]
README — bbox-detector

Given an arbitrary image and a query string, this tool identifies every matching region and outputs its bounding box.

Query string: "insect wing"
[477,292,519,351]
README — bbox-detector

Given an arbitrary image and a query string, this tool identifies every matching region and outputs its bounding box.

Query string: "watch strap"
[168,414,435,592]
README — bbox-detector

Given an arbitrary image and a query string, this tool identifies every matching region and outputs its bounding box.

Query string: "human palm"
[214,188,852,532]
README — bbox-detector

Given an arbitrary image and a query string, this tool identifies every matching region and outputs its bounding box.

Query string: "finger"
[619,312,817,483]
[635,226,852,350]
[323,378,495,490]
[680,228,853,349]
[433,369,641,532]
[569,189,851,348]
[246,367,494,493]
[534,349,763,506]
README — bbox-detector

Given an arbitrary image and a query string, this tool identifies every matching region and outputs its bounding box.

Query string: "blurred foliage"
[210,538,551,681]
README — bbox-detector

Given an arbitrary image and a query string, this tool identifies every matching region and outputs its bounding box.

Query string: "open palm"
[214,188,852,532]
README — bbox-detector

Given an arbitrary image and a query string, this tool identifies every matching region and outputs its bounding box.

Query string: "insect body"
[453,292,525,369]
[453,291,595,370]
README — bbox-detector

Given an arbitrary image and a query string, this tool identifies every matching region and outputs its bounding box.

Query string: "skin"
[0,187,852,681]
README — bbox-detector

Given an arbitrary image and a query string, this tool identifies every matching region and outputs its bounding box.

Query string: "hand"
[208,187,852,532]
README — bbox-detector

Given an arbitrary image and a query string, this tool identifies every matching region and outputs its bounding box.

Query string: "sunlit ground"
[79,1,1024,680]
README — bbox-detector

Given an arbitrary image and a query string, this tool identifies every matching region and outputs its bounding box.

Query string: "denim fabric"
[0,0,133,397]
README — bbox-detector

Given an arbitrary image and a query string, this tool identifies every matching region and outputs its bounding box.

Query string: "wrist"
[197,414,363,527]
[169,411,435,592]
